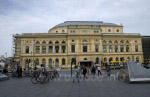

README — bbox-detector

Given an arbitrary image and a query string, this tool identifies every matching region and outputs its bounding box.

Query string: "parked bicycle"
[31,70,50,84]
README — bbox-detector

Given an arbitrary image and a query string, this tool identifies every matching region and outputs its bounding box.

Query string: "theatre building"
[13,21,143,69]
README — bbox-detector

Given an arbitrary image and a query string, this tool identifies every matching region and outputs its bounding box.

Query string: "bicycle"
[31,71,50,84]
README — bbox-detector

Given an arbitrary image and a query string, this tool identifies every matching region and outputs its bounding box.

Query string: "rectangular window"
[103,45,107,53]
[55,46,59,53]
[120,45,124,52]
[36,46,40,54]
[49,46,53,53]
[115,45,118,52]
[135,45,138,52]
[62,46,66,53]
[95,45,99,52]
[83,45,87,52]
[126,45,130,52]
[109,45,112,53]
[42,46,46,53]
[25,46,29,54]
[71,45,75,52]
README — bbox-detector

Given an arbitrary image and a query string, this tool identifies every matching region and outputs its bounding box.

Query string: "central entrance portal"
[79,60,93,67]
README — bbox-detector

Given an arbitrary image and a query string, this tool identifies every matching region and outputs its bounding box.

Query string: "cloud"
[0,0,150,56]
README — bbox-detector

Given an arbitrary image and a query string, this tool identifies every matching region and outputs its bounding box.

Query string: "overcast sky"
[0,0,150,57]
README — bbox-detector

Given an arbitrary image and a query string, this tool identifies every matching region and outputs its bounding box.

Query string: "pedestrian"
[73,65,80,83]
[19,66,22,78]
[97,66,102,76]
[106,62,111,77]
[91,65,96,78]
[82,66,87,79]
[17,66,20,78]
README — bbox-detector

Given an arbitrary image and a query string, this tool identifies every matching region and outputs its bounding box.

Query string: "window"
[62,46,66,53]
[109,45,112,53]
[42,58,46,65]
[136,57,139,63]
[104,57,107,62]
[36,41,40,44]
[49,59,53,68]
[120,45,124,52]
[102,40,106,44]
[126,45,130,52]
[116,57,119,61]
[109,41,112,44]
[49,41,53,44]
[83,45,87,52]
[96,57,99,64]
[103,45,107,53]
[71,45,75,52]
[117,29,119,32]
[62,58,65,65]
[55,59,59,67]
[36,46,40,54]
[114,40,118,44]
[55,41,59,44]
[135,45,138,52]
[62,41,66,44]
[35,59,39,65]
[49,46,53,53]
[120,40,124,44]
[108,29,111,32]
[42,41,46,44]
[72,40,74,42]
[126,40,129,44]
[55,46,59,53]
[62,30,65,33]
[115,45,118,52]
[25,46,29,54]
[120,57,124,62]
[95,45,99,52]
[109,57,113,62]
[42,46,46,53]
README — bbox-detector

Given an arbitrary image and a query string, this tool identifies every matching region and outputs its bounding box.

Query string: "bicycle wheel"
[31,77,38,84]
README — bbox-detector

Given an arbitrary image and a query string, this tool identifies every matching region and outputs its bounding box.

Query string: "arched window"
[83,40,87,43]
[55,58,59,67]
[102,40,106,44]
[49,41,53,44]
[120,40,124,44]
[55,41,59,44]
[42,41,46,44]
[62,40,66,44]
[36,41,40,44]
[104,57,107,62]
[116,57,119,61]
[96,57,99,64]
[62,58,65,65]
[108,29,111,32]
[109,57,113,62]
[42,58,46,65]
[120,57,124,62]
[126,40,129,44]
[35,58,39,65]
[49,59,53,68]
[114,40,118,44]
[109,41,112,44]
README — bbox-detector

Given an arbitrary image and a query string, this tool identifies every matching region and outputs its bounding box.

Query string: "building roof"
[53,21,120,28]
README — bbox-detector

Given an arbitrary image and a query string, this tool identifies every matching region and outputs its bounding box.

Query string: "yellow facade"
[14,21,143,69]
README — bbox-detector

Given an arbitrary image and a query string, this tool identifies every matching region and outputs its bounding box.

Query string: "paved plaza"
[0,70,150,97]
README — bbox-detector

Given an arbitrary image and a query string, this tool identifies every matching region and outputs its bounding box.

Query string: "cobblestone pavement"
[0,70,150,97]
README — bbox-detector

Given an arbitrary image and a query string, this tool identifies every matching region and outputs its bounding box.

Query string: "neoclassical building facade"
[14,21,143,68]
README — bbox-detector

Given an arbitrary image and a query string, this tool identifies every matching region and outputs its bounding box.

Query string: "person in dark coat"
[82,66,87,79]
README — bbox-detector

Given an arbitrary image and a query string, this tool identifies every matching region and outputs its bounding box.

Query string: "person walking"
[106,62,111,77]
[73,65,80,83]
[97,66,102,76]
[91,65,96,78]
[82,66,87,79]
